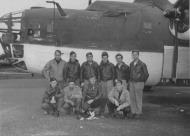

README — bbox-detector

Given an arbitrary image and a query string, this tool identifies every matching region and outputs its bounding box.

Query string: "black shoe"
[128,113,136,119]
[53,111,59,117]
[134,114,142,119]
[76,114,84,120]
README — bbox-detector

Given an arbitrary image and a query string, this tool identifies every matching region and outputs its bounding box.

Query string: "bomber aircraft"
[0,0,189,86]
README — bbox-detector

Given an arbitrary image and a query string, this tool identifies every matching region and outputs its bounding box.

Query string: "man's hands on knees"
[87,99,94,104]
[69,101,75,106]
[50,96,56,104]
[114,100,119,107]
[116,106,122,111]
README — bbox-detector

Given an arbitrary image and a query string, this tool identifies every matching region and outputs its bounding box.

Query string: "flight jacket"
[129,59,149,82]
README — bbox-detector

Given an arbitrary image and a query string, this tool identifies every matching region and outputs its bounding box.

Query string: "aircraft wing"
[87,1,142,12]
[87,1,142,17]
[134,0,173,11]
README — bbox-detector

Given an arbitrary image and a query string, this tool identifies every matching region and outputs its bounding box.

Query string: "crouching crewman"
[41,78,62,116]
[62,81,82,119]
[82,76,106,119]
[108,80,130,118]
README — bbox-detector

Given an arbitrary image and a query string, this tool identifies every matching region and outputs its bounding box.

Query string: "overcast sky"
[0,0,177,16]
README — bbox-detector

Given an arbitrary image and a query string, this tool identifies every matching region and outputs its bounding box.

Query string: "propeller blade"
[174,0,189,10]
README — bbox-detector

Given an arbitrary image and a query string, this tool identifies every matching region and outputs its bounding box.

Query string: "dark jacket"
[42,86,61,104]
[99,61,115,81]
[115,62,130,82]
[129,59,149,82]
[80,61,100,82]
[83,82,102,101]
[64,59,80,83]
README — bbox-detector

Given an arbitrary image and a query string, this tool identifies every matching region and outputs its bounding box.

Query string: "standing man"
[42,50,66,89]
[99,52,115,114]
[80,52,99,86]
[129,50,149,118]
[115,53,130,89]
[64,51,80,86]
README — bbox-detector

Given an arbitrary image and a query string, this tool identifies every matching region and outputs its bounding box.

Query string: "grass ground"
[0,79,190,136]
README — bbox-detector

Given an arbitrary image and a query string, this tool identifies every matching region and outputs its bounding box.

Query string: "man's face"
[55,51,61,61]
[102,56,108,63]
[132,52,139,61]
[50,81,57,88]
[69,82,75,89]
[89,77,96,85]
[116,55,123,64]
[87,55,93,62]
[70,53,76,62]
[116,82,123,92]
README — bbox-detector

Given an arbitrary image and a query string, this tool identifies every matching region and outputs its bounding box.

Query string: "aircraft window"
[12,44,24,58]
[27,24,41,38]
[33,24,41,38]
[27,28,34,36]
[34,30,40,38]
[47,21,53,33]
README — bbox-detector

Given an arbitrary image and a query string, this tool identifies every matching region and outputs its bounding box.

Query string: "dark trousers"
[107,102,130,117]
[41,102,58,114]
[83,98,106,114]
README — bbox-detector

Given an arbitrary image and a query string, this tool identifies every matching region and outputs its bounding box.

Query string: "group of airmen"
[41,50,149,120]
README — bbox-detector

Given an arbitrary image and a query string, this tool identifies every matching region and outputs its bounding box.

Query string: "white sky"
[0,0,177,16]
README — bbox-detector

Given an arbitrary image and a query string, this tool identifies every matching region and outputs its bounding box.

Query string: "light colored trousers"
[121,80,128,89]
[101,80,114,113]
[129,81,144,114]
[101,80,114,99]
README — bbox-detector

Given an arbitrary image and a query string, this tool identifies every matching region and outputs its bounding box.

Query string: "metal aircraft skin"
[19,1,189,51]
[0,0,189,86]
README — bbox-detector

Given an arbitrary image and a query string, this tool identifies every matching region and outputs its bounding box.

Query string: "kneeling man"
[63,81,82,118]
[41,78,62,116]
[108,80,130,118]
[83,76,105,119]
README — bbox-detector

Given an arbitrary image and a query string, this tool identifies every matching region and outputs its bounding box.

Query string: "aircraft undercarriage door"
[162,46,190,84]
[176,47,190,80]
[162,46,174,79]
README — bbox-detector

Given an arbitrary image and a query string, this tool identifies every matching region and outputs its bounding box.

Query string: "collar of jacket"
[100,60,110,65]
[116,62,125,68]
[85,61,95,65]
[68,86,78,91]
[68,59,78,64]
[53,58,63,64]
[114,86,125,94]
[132,59,142,66]
[47,85,58,94]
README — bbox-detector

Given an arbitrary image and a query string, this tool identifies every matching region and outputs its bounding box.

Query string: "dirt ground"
[0,79,190,136]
